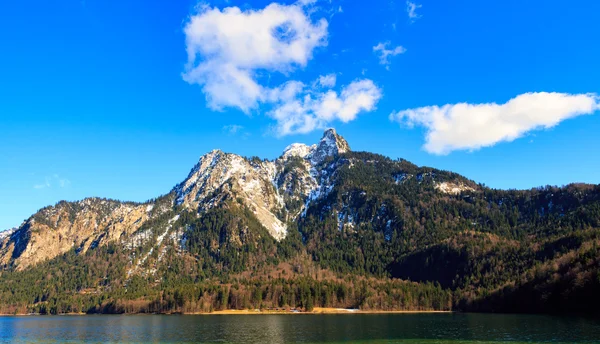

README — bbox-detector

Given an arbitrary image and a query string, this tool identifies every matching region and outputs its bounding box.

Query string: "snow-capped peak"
[279,129,351,164]
[170,129,352,241]
[282,143,315,160]
[308,128,351,164]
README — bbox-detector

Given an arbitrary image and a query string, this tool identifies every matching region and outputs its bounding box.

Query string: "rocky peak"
[308,128,351,164]
[281,143,315,160]
[172,129,353,241]
[280,129,350,163]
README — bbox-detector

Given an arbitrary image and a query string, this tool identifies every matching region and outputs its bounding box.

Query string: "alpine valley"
[1,129,599,315]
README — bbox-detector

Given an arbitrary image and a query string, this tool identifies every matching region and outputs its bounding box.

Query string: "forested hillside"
[1,130,598,315]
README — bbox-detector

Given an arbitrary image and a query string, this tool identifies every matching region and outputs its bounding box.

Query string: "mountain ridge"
[0,128,360,268]
[1,129,599,315]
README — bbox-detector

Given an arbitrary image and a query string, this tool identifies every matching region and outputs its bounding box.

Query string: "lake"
[0,313,598,343]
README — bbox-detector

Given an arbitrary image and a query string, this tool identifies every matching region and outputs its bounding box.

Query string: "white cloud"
[222,124,244,135]
[406,1,422,22]
[315,74,336,88]
[183,2,328,112]
[298,0,317,6]
[33,178,50,189]
[33,175,70,189]
[373,42,406,68]
[390,92,600,155]
[58,178,71,188]
[183,2,382,136]
[270,79,382,135]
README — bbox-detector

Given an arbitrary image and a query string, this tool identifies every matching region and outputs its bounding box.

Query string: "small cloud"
[390,92,600,155]
[315,74,337,88]
[297,0,317,6]
[406,1,422,23]
[373,42,406,69]
[223,124,244,135]
[59,178,71,188]
[33,175,71,189]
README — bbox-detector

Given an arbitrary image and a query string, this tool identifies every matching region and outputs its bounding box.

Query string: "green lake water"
[0,313,598,343]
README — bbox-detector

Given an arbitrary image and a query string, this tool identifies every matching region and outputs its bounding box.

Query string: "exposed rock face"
[0,198,151,270]
[174,150,287,240]
[308,128,350,164]
[0,129,351,269]
[173,128,351,240]
[435,181,476,195]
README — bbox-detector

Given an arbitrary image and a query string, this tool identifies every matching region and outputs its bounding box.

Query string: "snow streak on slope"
[173,129,350,240]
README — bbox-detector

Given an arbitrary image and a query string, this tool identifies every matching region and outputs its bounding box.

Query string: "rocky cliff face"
[0,199,152,270]
[0,128,353,269]
[172,128,350,240]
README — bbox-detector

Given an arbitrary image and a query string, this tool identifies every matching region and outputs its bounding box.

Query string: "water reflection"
[0,313,599,343]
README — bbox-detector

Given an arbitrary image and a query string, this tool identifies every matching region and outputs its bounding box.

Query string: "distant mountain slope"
[1,129,599,315]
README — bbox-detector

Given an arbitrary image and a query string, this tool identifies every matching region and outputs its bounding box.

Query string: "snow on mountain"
[308,128,350,164]
[0,228,16,241]
[0,129,353,270]
[282,143,315,160]
[173,129,350,241]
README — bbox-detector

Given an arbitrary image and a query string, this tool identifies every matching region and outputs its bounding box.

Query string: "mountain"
[1,129,599,315]
[0,129,351,269]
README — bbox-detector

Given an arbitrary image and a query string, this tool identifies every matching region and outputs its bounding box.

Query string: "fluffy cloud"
[183,2,327,112]
[270,79,382,135]
[390,92,600,155]
[406,1,422,22]
[373,42,406,68]
[183,2,382,136]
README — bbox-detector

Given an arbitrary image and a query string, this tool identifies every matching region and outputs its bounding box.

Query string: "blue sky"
[1,0,599,230]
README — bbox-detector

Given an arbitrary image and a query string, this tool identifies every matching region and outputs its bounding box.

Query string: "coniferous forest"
[1,151,599,315]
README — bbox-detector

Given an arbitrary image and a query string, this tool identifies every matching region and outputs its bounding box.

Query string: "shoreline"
[0,308,454,316]
[200,308,453,315]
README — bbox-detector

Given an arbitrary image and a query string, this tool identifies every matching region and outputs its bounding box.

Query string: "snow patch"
[127,214,180,277]
[394,173,412,184]
[0,228,16,241]
[282,143,314,160]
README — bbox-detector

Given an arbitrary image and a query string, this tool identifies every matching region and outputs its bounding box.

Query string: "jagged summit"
[321,128,350,152]
[172,129,351,241]
[281,128,350,162]
[309,128,350,164]
[281,143,314,160]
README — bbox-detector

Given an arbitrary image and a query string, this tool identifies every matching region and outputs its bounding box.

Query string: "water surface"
[0,313,598,343]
